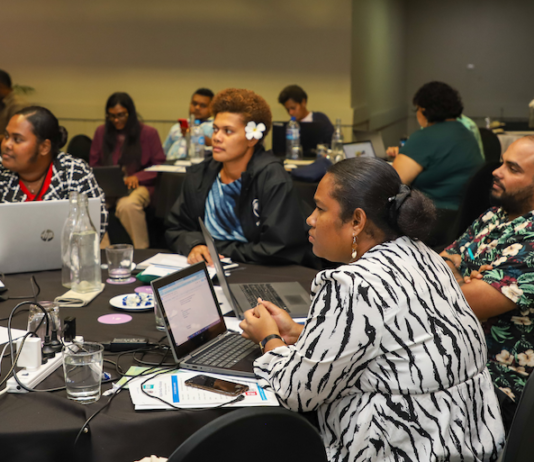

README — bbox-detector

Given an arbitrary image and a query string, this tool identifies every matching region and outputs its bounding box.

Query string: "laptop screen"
[343,141,376,159]
[151,262,227,360]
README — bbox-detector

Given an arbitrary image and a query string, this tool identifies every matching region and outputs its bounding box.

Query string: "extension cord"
[6,352,64,393]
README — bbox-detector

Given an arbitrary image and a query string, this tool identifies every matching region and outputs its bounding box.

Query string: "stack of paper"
[129,370,279,410]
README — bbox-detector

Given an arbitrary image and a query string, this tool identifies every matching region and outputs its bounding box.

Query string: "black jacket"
[165,147,313,266]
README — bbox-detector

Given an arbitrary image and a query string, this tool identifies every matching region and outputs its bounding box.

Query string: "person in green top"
[387,81,483,247]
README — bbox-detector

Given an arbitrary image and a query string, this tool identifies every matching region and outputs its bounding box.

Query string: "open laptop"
[92,166,128,198]
[0,198,102,274]
[272,121,329,158]
[199,217,311,319]
[353,130,387,159]
[151,262,261,378]
[343,141,376,159]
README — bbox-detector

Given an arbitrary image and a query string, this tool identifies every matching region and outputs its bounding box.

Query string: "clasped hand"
[240,298,303,346]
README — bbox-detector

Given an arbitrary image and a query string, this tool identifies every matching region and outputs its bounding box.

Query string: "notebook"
[0,198,102,274]
[343,141,376,159]
[151,262,261,378]
[199,217,311,319]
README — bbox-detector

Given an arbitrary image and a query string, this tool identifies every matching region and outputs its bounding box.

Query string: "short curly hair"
[412,81,463,123]
[211,88,272,138]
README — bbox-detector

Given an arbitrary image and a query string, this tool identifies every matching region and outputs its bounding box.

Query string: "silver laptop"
[199,217,310,319]
[343,141,376,159]
[0,198,102,274]
[151,262,261,378]
[353,130,387,159]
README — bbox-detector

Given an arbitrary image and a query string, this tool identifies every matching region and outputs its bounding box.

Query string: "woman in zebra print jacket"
[240,158,505,462]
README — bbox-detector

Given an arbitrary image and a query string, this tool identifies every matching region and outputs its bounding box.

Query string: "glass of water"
[105,244,134,281]
[63,342,104,404]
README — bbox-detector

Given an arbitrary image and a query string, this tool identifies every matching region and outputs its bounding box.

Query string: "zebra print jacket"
[255,237,505,462]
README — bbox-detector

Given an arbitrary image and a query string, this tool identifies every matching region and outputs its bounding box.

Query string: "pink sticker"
[106,277,137,285]
[135,286,153,294]
[98,314,132,324]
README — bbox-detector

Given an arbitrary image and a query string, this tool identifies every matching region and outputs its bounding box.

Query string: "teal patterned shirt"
[446,206,534,402]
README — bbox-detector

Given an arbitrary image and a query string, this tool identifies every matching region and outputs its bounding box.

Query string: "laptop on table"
[343,141,376,159]
[0,198,102,274]
[151,262,261,378]
[198,217,311,319]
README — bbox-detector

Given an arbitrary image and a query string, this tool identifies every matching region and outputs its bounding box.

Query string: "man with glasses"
[163,88,215,158]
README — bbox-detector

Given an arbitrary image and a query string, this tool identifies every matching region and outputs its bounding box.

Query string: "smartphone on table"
[184,375,249,397]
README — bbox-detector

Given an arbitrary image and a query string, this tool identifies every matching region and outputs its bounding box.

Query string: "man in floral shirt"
[441,135,534,430]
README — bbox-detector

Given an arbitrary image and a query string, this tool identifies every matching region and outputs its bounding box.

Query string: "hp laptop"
[0,198,102,274]
[343,141,376,159]
[92,166,128,198]
[199,218,311,319]
[151,262,261,378]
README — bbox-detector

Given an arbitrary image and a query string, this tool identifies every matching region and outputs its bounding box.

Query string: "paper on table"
[137,253,189,270]
[129,370,279,410]
[0,327,27,345]
[142,264,216,280]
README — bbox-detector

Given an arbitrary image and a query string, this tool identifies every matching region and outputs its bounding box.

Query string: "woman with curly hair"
[387,81,483,247]
[165,88,311,266]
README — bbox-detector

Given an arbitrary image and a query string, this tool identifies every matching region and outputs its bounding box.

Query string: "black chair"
[501,372,534,462]
[66,134,92,163]
[451,161,501,241]
[479,128,502,164]
[167,407,328,462]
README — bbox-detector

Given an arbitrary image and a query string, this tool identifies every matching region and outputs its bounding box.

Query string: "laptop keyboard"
[241,284,287,310]
[192,335,259,369]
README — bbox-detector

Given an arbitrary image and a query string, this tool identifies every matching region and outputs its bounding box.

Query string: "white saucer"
[109,293,154,311]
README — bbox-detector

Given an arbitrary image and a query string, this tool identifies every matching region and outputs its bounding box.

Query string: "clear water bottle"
[71,194,101,293]
[286,117,303,160]
[189,120,205,159]
[331,119,344,152]
[61,191,79,288]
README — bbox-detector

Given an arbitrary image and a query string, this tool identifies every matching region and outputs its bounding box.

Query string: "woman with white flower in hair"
[166,88,313,266]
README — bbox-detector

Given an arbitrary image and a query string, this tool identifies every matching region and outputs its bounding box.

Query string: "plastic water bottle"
[61,191,78,288]
[189,120,205,159]
[71,194,101,293]
[331,119,345,163]
[286,117,303,160]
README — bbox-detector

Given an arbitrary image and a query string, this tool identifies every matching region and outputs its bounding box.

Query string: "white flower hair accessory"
[245,121,266,140]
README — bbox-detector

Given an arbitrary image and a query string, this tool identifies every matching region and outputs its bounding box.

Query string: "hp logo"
[41,230,54,242]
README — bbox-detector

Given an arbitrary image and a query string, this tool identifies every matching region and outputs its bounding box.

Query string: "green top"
[457,114,484,159]
[400,121,483,210]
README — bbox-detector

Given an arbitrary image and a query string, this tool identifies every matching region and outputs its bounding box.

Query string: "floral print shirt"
[445,206,534,402]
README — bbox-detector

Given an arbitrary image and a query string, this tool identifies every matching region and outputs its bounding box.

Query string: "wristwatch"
[259,334,285,353]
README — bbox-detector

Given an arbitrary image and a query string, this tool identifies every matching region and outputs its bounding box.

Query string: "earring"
[351,235,358,260]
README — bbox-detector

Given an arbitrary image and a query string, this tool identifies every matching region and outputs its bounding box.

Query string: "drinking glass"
[106,244,134,281]
[63,342,104,404]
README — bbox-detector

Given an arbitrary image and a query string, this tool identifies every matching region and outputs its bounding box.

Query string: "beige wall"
[3,0,352,147]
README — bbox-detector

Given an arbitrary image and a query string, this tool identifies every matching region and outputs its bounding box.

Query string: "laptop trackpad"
[284,295,307,306]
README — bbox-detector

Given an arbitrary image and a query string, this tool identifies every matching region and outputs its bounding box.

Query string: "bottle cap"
[290,116,296,121]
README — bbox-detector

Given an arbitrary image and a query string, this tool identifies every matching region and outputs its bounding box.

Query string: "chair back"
[66,134,92,163]
[452,161,501,240]
[479,128,502,163]
[168,407,328,462]
[502,372,534,462]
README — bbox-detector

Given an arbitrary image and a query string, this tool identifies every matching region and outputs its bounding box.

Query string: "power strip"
[6,352,64,393]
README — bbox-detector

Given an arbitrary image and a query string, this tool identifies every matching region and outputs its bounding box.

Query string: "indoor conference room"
[2,1,534,461]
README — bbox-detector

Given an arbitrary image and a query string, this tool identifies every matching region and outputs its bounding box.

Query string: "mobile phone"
[184,375,249,397]
[178,118,189,130]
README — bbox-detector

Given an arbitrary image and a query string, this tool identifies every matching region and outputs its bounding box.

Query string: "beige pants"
[115,186,151,249]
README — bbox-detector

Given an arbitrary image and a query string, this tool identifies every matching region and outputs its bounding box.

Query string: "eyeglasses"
[107,112,129,121]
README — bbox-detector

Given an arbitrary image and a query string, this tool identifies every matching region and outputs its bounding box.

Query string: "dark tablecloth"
[0,249,317,462]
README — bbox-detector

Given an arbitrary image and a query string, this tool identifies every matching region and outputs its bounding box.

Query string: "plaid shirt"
[0,152,108,235]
